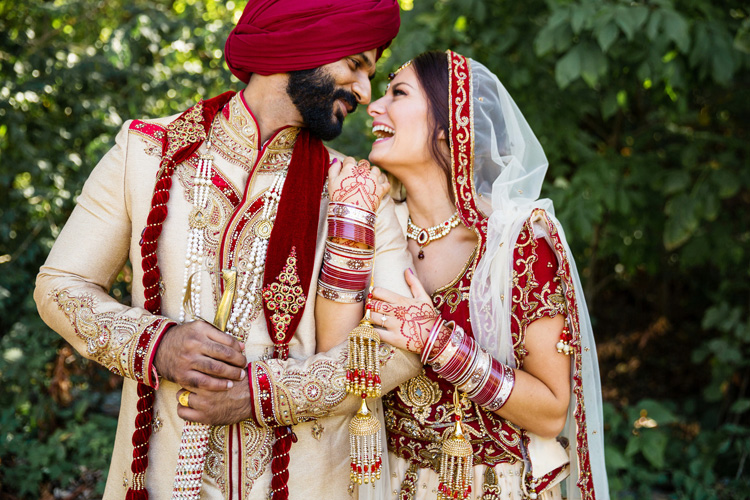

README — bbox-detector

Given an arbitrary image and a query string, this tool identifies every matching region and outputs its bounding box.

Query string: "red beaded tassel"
[437,390,473,500]
[556,323,573,355]
[348,398,382,485]
[346,281,382,486]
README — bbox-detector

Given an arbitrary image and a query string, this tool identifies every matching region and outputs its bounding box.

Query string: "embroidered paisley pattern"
[51,290,155,379]
[264,355,347,422]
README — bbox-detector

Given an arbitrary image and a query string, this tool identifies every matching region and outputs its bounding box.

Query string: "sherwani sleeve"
[34,122,175,388]
[247,197,422,427]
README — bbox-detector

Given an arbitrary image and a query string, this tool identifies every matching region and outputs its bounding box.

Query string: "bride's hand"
[368,269,439,354]
[328,156,390,213]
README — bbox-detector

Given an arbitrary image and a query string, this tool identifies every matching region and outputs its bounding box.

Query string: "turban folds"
[225,0,401,83]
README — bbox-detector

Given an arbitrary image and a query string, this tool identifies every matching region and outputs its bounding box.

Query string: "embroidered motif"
[398,462,420,500]
[163,102,206,163]
[481,466,502,499]
[312,420,324,440]
[397,373,442,425]
[241,421,273,494]
[152,410,163,433]
[51,289,158,380]
[264,356,347,422]
[205,426,227,495]
[262,248,307,342]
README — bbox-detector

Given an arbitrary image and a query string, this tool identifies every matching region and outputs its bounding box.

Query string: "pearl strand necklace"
[226,170,287,341]
[179,142,213,323]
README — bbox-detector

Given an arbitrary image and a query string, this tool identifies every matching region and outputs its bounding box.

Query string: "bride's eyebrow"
[391,82,414,91]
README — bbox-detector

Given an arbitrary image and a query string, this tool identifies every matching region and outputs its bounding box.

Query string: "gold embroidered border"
[51,290,171,384]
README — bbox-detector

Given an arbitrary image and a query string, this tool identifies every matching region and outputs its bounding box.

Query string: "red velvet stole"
[261,128,329,359]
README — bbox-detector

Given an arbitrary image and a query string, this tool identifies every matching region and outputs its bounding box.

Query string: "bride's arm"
[314,156,392,352]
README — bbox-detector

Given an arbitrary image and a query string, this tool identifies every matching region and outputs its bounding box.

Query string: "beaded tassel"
[438,391,473,500]
[556,323,572,355]
[345,316,382,398]
[348,398,382,485]
[346,280,382,486]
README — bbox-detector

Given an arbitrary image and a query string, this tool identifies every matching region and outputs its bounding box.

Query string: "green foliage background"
[1,0,749,498]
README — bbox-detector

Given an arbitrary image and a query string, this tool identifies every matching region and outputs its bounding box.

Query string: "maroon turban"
[225,0,401,83]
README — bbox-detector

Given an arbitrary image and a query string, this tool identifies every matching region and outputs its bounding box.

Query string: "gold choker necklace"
[406,212,460,259]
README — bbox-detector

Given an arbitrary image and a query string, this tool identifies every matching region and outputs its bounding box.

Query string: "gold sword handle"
[213,268,237,332]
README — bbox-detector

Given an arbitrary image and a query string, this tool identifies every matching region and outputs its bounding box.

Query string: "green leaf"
[663,171,691,195]
[571,4,593,35]
[640,429,668,469]
[664,193,700,250]
[580,42,607,87]
[555,45,582,89]
[663,9,690,53]
[614,5,648,41]
[646,10,663,41]
[605,444,629,470]
[535,24,556,56]
[730,399,750,415]
[601,90,619,119]
[735,18,750,54]
[596,21,619,52]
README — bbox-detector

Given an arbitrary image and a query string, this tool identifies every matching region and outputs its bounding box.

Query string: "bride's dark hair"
[411,51,453,203]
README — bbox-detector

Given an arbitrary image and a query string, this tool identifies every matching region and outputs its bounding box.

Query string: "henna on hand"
[392,303,439,354]
[330,159,381,211]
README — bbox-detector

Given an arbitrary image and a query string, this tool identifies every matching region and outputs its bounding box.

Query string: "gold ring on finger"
[178,390,191,408]
[381,315,387,328]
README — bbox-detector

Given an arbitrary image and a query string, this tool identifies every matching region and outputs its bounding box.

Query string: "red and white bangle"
[327,218,375,248]
[458,348,492,395]
[421,317,445,364]
[316,281,367,303]
[474,359,516,411]
[435,332,477,382]
[328,202,376,227]
[430,330,516,412]
[428,323,463,368]
[324,244,373,272]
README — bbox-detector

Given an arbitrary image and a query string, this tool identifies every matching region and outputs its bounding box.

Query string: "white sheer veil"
[465,58,610,500]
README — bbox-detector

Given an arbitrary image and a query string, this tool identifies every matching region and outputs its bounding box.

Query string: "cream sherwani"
[35,92,421,499]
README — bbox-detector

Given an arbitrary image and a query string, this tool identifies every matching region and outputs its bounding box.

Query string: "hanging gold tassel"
[345,315,382,399]
[438,390,473,500]
[348,398,383,484]
[347,279,382,486]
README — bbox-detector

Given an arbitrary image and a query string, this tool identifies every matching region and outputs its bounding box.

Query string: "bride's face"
[367,66,434,171]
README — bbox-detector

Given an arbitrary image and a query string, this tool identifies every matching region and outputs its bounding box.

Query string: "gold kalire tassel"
[346,281,382,485]
[348,398,382,484]
[438,390,473,500]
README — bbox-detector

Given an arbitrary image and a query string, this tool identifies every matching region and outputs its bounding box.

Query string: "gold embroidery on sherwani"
[175,160,237,306]
[50,290,152,379]
[261,249,307,343]
[205,422,274,496]
[205,426,228,494]
[214,98,299,339]
[264,355,347,422]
